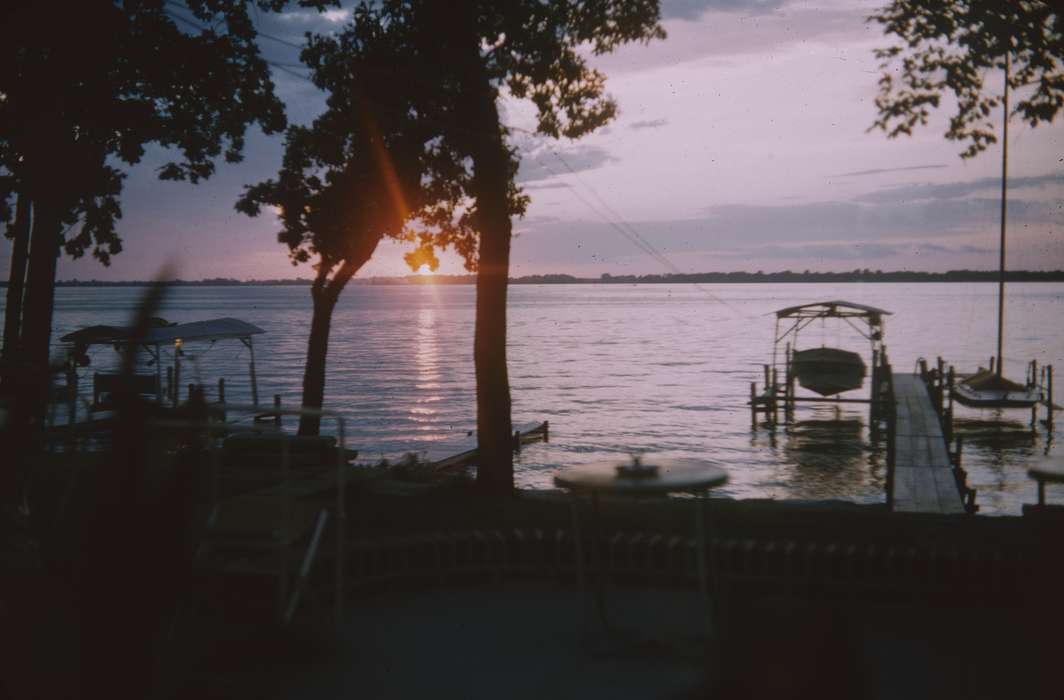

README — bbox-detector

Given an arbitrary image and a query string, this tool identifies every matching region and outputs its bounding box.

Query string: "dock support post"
[248,336,260,408]
[274,394,282,427]
[173,348,181,408]
[166,366,173,404]
[935,356,945,415]
[870,349,880,428]
[771,367,779,424]
[1046,365,1054,430]
[784,342,794,421]
[750,382,757,428]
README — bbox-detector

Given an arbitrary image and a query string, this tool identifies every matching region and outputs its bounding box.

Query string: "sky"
[26,0,1064,281]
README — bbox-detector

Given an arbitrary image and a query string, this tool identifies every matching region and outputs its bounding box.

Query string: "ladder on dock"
[888,374,966,515]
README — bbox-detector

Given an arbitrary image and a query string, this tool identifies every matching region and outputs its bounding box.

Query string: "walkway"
[890,373,964,514]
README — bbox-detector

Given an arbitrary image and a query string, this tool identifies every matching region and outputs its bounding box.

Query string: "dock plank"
[429,420,549,471]
[890,373,965,514]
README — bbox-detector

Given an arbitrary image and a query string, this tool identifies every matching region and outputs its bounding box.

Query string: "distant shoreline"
[24,269,1064,287]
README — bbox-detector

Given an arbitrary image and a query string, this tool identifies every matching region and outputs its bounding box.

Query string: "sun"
[415,264,434,276]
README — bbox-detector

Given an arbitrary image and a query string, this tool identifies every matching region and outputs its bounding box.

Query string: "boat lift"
[751,300,892,426]
[58,317,265,423]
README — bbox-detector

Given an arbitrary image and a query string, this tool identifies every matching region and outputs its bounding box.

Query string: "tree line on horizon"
[28,268,1064,287]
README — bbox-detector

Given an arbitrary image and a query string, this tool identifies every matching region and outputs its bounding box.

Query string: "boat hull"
[952,382,1041,409]
[792,348,866,397]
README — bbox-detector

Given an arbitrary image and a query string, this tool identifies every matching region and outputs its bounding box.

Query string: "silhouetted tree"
[869,0,1064,158]
[387,0,665,494]
[0,1,307,457]
[1,194,30,368]
[238,5,501,436]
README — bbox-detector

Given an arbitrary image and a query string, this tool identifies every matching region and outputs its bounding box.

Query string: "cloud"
[856,173,1064,204]
[831,164,948,178]
[513,192,1058,268]
[523,182,573,191]
[517,144,617,183]
[591,1,875,74]
[629,118,669,130]
[661,0,789,20]
[321,9,351,23]
[277,9,349,25]
[715,240,995,261]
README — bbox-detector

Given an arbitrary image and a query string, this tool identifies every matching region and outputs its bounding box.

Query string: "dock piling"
[1046,365,1055,429]
[750,382,757,429]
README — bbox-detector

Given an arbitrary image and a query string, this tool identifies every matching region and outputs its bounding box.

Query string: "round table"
[553,457,729,643]
[1029,455,1064,506]
[554,458,728,495]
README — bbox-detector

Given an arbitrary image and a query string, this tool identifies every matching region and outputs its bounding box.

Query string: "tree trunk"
[21,199,61,377]
[298,284,338,437]
[12,195,61,442]
[2,197,59,502]
[465,52,515,495]
[298,258,363,436]
[1,194,31,381]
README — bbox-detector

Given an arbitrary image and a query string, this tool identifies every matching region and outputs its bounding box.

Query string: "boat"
[952,368,1041,409]
[950,57,1041,410]
[772,300,889,398]
[791,347,866,397]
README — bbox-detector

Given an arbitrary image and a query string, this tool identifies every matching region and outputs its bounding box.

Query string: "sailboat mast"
[996,54,1009,377]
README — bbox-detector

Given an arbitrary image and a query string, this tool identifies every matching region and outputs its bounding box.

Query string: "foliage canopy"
[0,0,303,263]
[869,0,1064,158]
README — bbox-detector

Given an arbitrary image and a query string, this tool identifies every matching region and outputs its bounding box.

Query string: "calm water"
[34,282,1064,515]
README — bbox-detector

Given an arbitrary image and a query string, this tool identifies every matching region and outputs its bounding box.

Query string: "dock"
[889,373,965,514]
[429,420,549,471]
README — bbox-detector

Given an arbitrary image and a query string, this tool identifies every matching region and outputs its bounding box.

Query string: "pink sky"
[24,0,1064,281]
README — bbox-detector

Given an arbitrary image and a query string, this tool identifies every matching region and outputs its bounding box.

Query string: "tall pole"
[996,54,1009,377]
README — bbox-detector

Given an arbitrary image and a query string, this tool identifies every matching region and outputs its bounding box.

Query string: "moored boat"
[952,368,1041,409]
[771,300,889,398]
[792,347,867,397]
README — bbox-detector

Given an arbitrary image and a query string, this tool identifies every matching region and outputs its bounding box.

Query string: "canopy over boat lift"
[772,301,889,367]
[60,317,266,407]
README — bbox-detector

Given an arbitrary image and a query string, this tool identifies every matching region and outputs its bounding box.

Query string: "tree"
[382,0,665,495]
[869,0,1064,158]
[870,1,1063,377]
[0,1,305,448]
[238,5,497,436]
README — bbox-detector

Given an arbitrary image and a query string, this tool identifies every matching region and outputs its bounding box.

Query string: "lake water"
[37,282,1064,515]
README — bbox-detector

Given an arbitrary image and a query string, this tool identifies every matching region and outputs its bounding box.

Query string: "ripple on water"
[46,282,1064,515]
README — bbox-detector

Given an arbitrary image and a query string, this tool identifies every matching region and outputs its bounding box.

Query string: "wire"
[160,4,745,311]
[259,31,306,50]
[543,147,749,317]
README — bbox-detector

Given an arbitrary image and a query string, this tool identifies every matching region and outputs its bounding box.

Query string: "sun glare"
[415,264,434,276]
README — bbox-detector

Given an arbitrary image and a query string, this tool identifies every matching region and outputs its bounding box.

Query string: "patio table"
[554,457,728,644]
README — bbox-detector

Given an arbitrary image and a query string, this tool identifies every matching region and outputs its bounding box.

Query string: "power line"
[154,5,740,306]
[258,31,306,51]
[544,147,745,315]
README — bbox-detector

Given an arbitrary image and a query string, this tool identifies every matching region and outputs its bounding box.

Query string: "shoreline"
[29,269,1064,287]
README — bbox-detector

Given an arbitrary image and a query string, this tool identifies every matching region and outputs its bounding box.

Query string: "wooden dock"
[889,373,965,514]
[430,420,550,471]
